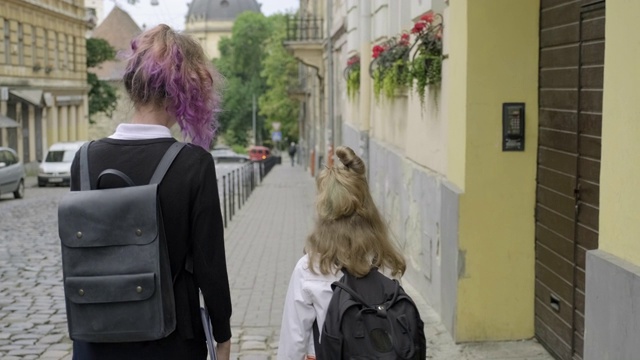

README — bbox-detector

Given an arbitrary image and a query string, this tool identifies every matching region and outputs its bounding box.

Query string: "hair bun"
[336,146,365,175]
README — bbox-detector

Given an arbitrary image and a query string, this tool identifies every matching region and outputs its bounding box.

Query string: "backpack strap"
[97,169,136,189]
[149,142,186,184]
[333,280,372,308]
[79,141,93,191]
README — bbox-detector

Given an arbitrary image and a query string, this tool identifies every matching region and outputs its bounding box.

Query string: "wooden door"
[535,1,604,359]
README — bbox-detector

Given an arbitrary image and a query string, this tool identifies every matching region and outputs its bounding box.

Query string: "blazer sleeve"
[191,154,232,343]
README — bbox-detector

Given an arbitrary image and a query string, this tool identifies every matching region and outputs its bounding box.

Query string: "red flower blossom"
[411,22,426,34]
[347,55,360,66]
[372,45,385,59]
[399,33,410,46]
[421,11,435,24]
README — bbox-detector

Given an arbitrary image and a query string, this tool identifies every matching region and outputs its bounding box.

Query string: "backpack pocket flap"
[58,184,159,248]
[65,273,156,304]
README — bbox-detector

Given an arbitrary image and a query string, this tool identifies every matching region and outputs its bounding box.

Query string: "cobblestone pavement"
[0,185,72,360]
[0,163,554,359]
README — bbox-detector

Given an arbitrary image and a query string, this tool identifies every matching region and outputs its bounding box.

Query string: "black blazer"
[69,138,231,360]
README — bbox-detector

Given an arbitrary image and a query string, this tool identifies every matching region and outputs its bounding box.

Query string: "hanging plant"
[369,33,411,101]
[344,54,361,100]
[410,11,443,107]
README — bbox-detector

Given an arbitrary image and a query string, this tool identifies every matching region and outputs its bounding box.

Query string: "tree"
[86,38,117,124]
[259,14,299,146]
[215,12,274,146]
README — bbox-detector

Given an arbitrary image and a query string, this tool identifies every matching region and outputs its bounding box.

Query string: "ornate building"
[0,0,89,168]
[184,0,261,59]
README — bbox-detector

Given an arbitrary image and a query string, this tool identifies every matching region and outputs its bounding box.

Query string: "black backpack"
[58,141,185,342]
[314,268,427,359]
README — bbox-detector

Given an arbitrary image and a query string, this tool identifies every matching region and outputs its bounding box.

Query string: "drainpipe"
[326,0,335,167]
[359,0,371,174]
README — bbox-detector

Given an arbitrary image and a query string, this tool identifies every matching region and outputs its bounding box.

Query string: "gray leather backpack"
[58,141,185,343]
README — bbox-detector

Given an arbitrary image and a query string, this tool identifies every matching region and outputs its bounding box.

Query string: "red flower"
[411,22,426,34]
[372,45,385,59]
[421,11,435,24]
[347,56,359,66]
[399,33,410,46]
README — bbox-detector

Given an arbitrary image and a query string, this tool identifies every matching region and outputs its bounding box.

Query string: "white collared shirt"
[277,254,342,360]
[109,123,172,140]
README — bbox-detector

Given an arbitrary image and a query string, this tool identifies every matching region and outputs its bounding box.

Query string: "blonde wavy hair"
[306,146,406,278]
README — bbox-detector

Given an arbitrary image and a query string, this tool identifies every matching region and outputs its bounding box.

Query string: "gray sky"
[103,0,299,30]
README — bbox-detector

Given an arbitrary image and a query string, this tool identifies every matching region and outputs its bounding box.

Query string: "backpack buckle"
[375,304,387,318]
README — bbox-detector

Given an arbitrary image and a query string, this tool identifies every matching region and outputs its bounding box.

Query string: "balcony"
[284,16,325,78]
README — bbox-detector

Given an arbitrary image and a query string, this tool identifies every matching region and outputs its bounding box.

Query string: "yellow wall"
[599,0,640,265]
[455,0,539,341]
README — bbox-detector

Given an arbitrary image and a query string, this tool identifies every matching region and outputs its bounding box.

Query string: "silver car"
[0,147,25,199]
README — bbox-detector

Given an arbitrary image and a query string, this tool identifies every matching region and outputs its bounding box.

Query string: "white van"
[38,141,85,187]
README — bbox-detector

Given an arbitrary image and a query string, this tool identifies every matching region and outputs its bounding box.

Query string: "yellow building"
[289,0,640,359]
[184,0,261,60]
[0,0,89,168]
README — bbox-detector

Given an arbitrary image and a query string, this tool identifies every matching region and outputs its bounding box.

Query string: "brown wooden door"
[535,1,604,359]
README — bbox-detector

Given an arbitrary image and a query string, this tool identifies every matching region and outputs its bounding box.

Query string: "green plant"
[410,11,443,107]
[370,33,411,101]
[86,38,117,123]
[383,59,412,98]
[373,68,383,101]
[345,55,360,100]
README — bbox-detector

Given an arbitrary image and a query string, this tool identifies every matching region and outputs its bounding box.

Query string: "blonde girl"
[277,146,406,359]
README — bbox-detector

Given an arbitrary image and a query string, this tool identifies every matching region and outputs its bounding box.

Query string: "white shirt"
[109,123,172,140]
[277,254,342,360]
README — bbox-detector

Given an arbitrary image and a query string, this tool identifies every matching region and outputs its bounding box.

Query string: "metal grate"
[285,16,324,42]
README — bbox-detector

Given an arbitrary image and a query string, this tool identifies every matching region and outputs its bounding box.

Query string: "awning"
[0,114,19,128]
[10,89,43,107]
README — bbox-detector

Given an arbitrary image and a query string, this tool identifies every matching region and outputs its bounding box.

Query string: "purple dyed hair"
[123,24,222,149]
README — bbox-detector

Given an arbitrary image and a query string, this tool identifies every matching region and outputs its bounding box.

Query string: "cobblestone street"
[0,164,554,359]
[0,186,72,359]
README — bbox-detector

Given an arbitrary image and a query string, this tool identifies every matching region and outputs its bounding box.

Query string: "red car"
[248,146,271,161]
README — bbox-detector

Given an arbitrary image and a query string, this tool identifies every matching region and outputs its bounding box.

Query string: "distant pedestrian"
[288,142,297,166]
[68,24,232,360]
[277,146,411,359]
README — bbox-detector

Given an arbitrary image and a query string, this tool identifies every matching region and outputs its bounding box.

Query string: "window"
[69,36,75,71]
[17,22,23,65]
[31,25,37,67]
[54,32,59,69]
[4,20,10,64]
[43,29,48,66]
[63,33,68,69]
[0,150,18,166]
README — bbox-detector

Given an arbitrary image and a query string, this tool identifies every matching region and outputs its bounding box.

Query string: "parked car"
[38,141,85,187]
[0,147,25,199]
[210,148,250,164]
[248,146,271,161]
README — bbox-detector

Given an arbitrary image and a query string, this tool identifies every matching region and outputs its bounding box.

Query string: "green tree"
[259,14,299,146]
[86,38,117,124]
[215,12,274,146]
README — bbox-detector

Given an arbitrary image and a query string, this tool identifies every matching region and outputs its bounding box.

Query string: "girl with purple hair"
[70,24,231,359]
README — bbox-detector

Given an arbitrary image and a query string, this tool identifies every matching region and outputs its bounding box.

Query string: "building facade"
[288,0,640,359]
[184,0,261,59]
[0,0,89,169]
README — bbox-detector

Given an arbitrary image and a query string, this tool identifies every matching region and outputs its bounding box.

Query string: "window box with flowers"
[369,33,412,101]
[344,54,360,100]
[410,11,443,106]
